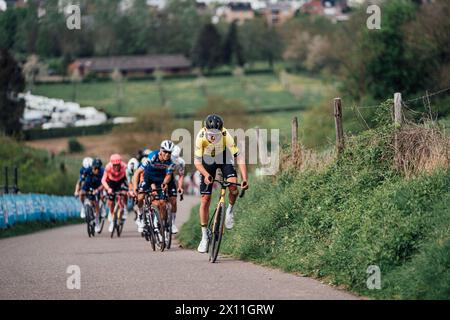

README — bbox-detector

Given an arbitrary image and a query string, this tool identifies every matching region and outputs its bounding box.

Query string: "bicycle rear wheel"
[209,203,225,263]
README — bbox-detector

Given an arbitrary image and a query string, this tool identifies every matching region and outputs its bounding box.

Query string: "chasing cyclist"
[194,114,248,253]
[102,154,128,233]
[132,141,175,233]
[75,157,93,219]
[127,158,140,226]
[168,145,186,234]
[79,159,105,233]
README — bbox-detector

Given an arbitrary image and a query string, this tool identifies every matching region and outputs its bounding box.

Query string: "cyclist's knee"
[201,195,211,204]
[229,186,238,196]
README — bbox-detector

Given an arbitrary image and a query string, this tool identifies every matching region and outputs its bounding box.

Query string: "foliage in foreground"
[180,125,449,299]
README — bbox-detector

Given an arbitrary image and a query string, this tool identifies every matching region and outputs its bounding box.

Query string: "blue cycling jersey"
[82,167,104,191]
[79,167,90,182]
[142,150,174,184]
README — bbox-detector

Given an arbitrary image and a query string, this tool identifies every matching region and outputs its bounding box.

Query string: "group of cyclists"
[74,114,249,253]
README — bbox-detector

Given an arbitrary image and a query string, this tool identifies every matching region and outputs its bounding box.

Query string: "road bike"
[110,189,128,238]
[141,188,177,252]
[83,191,96,238]
[206,179,245,263]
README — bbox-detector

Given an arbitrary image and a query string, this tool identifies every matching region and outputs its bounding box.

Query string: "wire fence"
[346,86,450,130]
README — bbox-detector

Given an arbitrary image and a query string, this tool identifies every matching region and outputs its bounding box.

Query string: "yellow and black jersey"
[194,127,240,161]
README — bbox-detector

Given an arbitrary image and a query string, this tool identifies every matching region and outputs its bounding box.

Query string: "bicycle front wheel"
[166,212,173,250]
[209,203,225,263]
[86,205,95,238]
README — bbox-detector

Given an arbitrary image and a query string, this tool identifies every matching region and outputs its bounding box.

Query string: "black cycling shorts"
[168,178,177,197]
[107,177,128,200]
[200,162,237,195]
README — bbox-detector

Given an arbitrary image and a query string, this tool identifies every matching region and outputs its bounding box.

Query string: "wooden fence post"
[334,98,345,155]
[291,116,298,158]
[394,93,403,127]
[394,93,403,163]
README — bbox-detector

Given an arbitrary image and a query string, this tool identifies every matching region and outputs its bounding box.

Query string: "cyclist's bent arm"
[133,167,144,193]
[74,180,81,195]
[194,159,211,180]
[101,170,110,192]
[162,173,172,187]
[237,154,248,183]
[178,174,184,191]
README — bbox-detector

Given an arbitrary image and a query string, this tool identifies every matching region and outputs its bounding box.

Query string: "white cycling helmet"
[160,140,175,153]
[128,158,139,172]
[143,149,152,157]
[172,145,181,159]
[82,157,93,169]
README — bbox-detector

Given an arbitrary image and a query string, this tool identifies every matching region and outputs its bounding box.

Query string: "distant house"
[69,54,192,78]
[263,1,296,25]
[222,2,254,25]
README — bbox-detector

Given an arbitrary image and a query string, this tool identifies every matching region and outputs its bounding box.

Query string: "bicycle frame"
[207,179,245,263]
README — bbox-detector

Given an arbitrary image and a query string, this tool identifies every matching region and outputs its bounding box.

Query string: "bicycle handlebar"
[206,179,246,198]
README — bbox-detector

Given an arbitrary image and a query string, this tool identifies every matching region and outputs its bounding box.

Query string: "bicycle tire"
[166,212,173,250]
[147,211,157,251]
[153,206,165,252]
[209,203,225,263]
[117,209,123,237]
[98,217,105,234]
[86,205,95,238]
[111,207,118,239]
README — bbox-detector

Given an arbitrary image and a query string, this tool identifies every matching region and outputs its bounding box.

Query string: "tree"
[405,0,450,91]
[192,23,223,71]
[223,21,245,66]
[363,0,418,99]
[22,54,41,92]
[240,18,282,67]
[0,8,26,50]
[0,49,25,136]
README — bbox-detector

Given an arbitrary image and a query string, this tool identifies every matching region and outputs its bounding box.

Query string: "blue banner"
[0,194,81,228]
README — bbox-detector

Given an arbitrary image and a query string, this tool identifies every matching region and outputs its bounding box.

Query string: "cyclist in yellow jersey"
[194,114,249,253]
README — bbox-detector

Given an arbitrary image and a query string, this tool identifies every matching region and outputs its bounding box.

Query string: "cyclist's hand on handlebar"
[205,175,213,185]
[241,180,249,190]
[161,183,168,192]
[178,187,184,195]
[107,188,113,195]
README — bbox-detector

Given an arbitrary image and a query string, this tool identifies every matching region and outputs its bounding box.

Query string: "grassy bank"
[179,124,449,299]
[0,218,82,239]
[0,137,79,195]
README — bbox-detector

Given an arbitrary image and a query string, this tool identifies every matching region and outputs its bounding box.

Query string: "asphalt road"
[0,196,358,300]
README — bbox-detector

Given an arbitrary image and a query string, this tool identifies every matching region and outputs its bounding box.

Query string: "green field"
[33,74,330,116]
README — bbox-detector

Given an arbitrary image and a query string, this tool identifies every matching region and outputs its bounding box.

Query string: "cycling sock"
[172,212,176,224]
[201,226,208,239]
[226,204,234,216]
